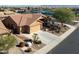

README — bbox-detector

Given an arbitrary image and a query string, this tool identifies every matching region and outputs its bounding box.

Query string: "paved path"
[48,27,79,54]
[37,31,59,44]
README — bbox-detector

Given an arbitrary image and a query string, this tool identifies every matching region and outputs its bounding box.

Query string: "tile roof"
[9,13,44,26]
[0,20,9,34]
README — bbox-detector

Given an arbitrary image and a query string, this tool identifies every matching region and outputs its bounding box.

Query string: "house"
[4,11,15,15]
[0,20,9,35]
[2,13,45,34]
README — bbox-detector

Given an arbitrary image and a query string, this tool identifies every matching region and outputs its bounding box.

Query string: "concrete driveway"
[36,31,59,44]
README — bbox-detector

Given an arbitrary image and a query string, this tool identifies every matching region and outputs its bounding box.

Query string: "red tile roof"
[0,20,9,34]
[9,13,44,26]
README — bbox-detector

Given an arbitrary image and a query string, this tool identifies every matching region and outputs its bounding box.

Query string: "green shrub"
[33,40,42,44]
[25,48,32,52]
[0,34,16,52]
[32,33,42,44]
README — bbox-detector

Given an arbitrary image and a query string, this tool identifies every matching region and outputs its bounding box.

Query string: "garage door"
[30,25,41,33]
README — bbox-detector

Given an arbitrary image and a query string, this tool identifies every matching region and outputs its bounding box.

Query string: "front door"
[12,26,20,34]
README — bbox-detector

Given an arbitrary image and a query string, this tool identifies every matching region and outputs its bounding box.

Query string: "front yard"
[25,43,45,54]
[12,21,74,54]
[42,22,70,36]
[8,22,75,54]
[15,34,46,54]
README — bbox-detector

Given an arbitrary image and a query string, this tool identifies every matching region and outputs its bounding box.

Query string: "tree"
[32,33,41,44]
[32,33,39,41]
[45,16,54,25]
[0,34,16,53]
[52,8,75,26]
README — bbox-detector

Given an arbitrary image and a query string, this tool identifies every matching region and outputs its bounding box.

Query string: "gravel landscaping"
[49,25,70,36]
[25,43,46,54]
[42,23,70,36]
[15,34,46,54]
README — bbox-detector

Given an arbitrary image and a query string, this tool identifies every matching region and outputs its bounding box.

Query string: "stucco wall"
[30,24,41,33]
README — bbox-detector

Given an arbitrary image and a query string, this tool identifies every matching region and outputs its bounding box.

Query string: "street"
[48,27,79,54]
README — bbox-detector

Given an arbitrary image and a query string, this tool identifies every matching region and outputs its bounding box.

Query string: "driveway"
[48,27,79,54]
[37,31,59,44]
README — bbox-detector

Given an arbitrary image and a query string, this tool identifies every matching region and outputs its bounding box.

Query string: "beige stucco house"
[2,13,45,34]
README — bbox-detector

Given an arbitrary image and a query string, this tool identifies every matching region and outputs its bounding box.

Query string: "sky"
[0,0,79,5]
[0,0,51,5]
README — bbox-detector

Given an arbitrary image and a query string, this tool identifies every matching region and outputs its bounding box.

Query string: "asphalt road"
[48,27,79,54]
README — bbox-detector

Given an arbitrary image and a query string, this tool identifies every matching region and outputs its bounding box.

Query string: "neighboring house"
[0,20,9,35]
[2,13,45,34]
[4,11,15,15]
